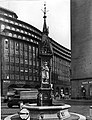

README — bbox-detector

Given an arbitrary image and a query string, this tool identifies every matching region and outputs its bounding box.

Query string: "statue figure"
[42,61,49,83]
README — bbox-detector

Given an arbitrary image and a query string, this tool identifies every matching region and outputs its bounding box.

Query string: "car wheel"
[7,103,12,108]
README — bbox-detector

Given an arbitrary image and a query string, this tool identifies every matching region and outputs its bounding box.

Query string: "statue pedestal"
[22,104,71,120]
[37,88,52,106]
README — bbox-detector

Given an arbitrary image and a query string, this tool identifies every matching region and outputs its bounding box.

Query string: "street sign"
[19,108,29,120]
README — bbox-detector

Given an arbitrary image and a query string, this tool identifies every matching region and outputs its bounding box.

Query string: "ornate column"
[37,3,53,106]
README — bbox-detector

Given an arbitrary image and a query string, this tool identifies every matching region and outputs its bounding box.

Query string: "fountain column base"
[22,104,71,120]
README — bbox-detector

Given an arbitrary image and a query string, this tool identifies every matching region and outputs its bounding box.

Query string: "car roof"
[13,88,38,91]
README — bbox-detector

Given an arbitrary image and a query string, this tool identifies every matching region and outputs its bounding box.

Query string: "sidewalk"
[56,98,92,105]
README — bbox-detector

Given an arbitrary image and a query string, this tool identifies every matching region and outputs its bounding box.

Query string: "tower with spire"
[37,2,53,106]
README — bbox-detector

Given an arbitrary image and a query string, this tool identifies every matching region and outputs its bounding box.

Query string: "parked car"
[6,88,38,108]
[4,89,16,103]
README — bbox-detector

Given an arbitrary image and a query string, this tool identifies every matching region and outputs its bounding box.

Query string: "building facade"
[71,0,92,99]
[0,7,71,96]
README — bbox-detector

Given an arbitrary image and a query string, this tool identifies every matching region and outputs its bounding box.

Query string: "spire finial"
[41,2,49,35]
[43,1,47,19]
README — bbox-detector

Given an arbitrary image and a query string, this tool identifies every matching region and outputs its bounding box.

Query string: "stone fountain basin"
[4,103,86,120]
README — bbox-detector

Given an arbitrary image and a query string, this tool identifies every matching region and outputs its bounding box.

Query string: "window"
[4,56,9,62]
[13,34,17,38]
[23,36,26,40]
[6,25,10,29]
[25,76,28,80]
[5,19,9,22]
[10,20,14,24]
[20,43,23,50]
[25,69,28,72]
[29,46,31,51]
[15,58,19,63]
[29,76,32,81]
[15,66,19,71]
[19,23,22,26]
[18,35,21,39]
[33,46,35,53]
[9,14,12,17]
[4,74,9,79]
[15,75,19,80]
[29,68,32,72]
[4,50,9,56]
[1,24,5,32]
[20,76,24,80]
[10,74,14,79]
[4,65,9,70]
[20,59,23,64]
[9,33,12,37]
[10,65,14,71]
[6,75,9,79]
[0,17,4,21]
[20,51,23,56]
[15,51,19,55]
[33,61,35,66]
[12,27,15,31]
[10,41,14,49]
[20,67,24,72]
[26,38,29,41]
[24,44,27,51]
[37,61,39,67]
[25,60,28,64]
[15,22,18,25]
[16,28,20,32]
[25,31,27,34]
[29,61,32,65]
[4,39,8,44]
[24,52,27,57]
[30,39,33,42]
[10,57,14,62]
[4,13,8,16]
[15,42,19,50]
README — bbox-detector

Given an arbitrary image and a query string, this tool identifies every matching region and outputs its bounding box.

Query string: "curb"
[4,114,18,120]
[4,112,86,120]
[70,112,86,120]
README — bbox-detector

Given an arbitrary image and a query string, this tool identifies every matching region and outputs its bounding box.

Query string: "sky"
[0,0,70,49]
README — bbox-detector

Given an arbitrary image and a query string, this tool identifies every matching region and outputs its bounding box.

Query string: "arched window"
[65,88,69,95]
[9,33,12,37]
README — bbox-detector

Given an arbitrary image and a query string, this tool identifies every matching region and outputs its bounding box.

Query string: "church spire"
[43,2,49,35]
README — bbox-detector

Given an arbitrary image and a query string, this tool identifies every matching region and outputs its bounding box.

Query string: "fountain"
[4,3,86,120]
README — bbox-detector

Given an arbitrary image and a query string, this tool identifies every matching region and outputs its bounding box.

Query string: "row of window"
[58,76,70,81]
[4,38,38,52]
[53,56,70,66]
[2,30,39,44]
[0,11,16,19]
[0,17,42,36]
[4,55,38,65]
[3,65,38,73]
[53,47,71,60]
[2,46,70,80]
[2,73,39,81]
